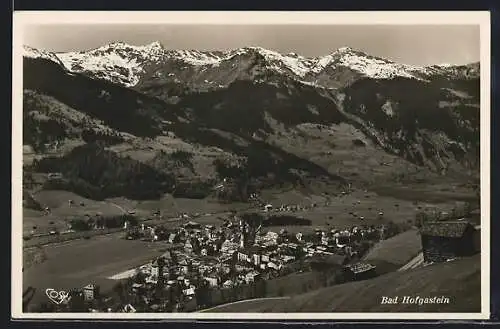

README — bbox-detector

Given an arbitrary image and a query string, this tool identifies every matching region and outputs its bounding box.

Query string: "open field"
[205,254,481,313]
[23,189,252,236]
[23,190,133,235]
[258,188,458,234]
[133,195,250,217]
[23,228,125,249]
[372,184,478,204]
[23,234,169,310]
[22,181,466,246]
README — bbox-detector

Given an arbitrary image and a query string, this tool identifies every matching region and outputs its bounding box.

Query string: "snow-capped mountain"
[23,45,66,67]
[23,42,480,90]
[22,41,480,177]
[55,41,166,87]
[416,62,480,80]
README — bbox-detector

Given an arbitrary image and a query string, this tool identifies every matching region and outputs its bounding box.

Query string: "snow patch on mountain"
[169,49,223,66]
[337,52,420,80]
[23,46,65,66]
[236,46,315,77]
[56,41,166,87]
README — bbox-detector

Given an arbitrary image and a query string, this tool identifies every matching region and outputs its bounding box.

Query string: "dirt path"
[197,297,291,313]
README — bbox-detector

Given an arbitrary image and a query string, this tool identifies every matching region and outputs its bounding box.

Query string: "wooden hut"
[420,221,478,263]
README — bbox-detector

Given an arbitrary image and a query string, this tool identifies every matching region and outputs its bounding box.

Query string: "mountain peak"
[106,41,128,47]
[238,46,276,56]
[331,46,372,58]
[242,46,267,51]
[145,41,164,49]
[336,46,354,53]
[23,45,65,66]
[96,41,164,52]
[23,43,478,90]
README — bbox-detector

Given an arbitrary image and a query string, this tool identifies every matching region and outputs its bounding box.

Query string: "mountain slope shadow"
[23,57,181,138]
[170,121,347,189]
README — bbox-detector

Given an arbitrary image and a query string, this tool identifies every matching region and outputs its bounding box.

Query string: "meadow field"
[23,234,169,309]
[205,254,481,313]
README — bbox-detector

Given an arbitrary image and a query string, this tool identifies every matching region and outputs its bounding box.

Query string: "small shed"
[264,204,273,212]
[343,262,377,281]
[420,221,478,263]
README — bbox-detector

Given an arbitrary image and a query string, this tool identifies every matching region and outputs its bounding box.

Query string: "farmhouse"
[420,221,479,263]
[264,204,273,212]
[47,172,63,180]
[82,284,99,301]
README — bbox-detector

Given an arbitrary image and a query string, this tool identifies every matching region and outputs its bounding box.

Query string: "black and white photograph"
[12,11,490,320]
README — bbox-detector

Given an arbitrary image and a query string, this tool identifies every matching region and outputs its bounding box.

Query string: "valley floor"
[22,182,480,312]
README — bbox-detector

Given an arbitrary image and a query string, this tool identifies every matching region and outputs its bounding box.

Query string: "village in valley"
[25,178,481,313]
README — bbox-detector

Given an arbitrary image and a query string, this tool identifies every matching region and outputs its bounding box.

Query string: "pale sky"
[23,24,480,66]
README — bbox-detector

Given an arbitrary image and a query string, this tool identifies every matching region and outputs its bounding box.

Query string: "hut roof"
[83,283,96,290]
[420,221,473,238]
[345,262,376,274]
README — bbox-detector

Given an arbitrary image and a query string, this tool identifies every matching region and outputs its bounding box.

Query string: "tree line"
[33,143,175,200]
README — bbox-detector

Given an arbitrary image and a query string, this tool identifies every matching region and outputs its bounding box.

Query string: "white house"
[83,284,97,301]
[183,286,195,297]
[204,276,219,287]
[237,250,249,262]
[267,262,280,270]
[151,264,159,278]
[168,233,177,244]
[253,253,261,266]
[245,271,260,283]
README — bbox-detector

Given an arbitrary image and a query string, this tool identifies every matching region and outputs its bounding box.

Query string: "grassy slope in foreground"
[207,254,481,313]
[363,229,422,274]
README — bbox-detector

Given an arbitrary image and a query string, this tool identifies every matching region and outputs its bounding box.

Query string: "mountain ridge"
[22,41,480,202]
[23,42,480,89]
